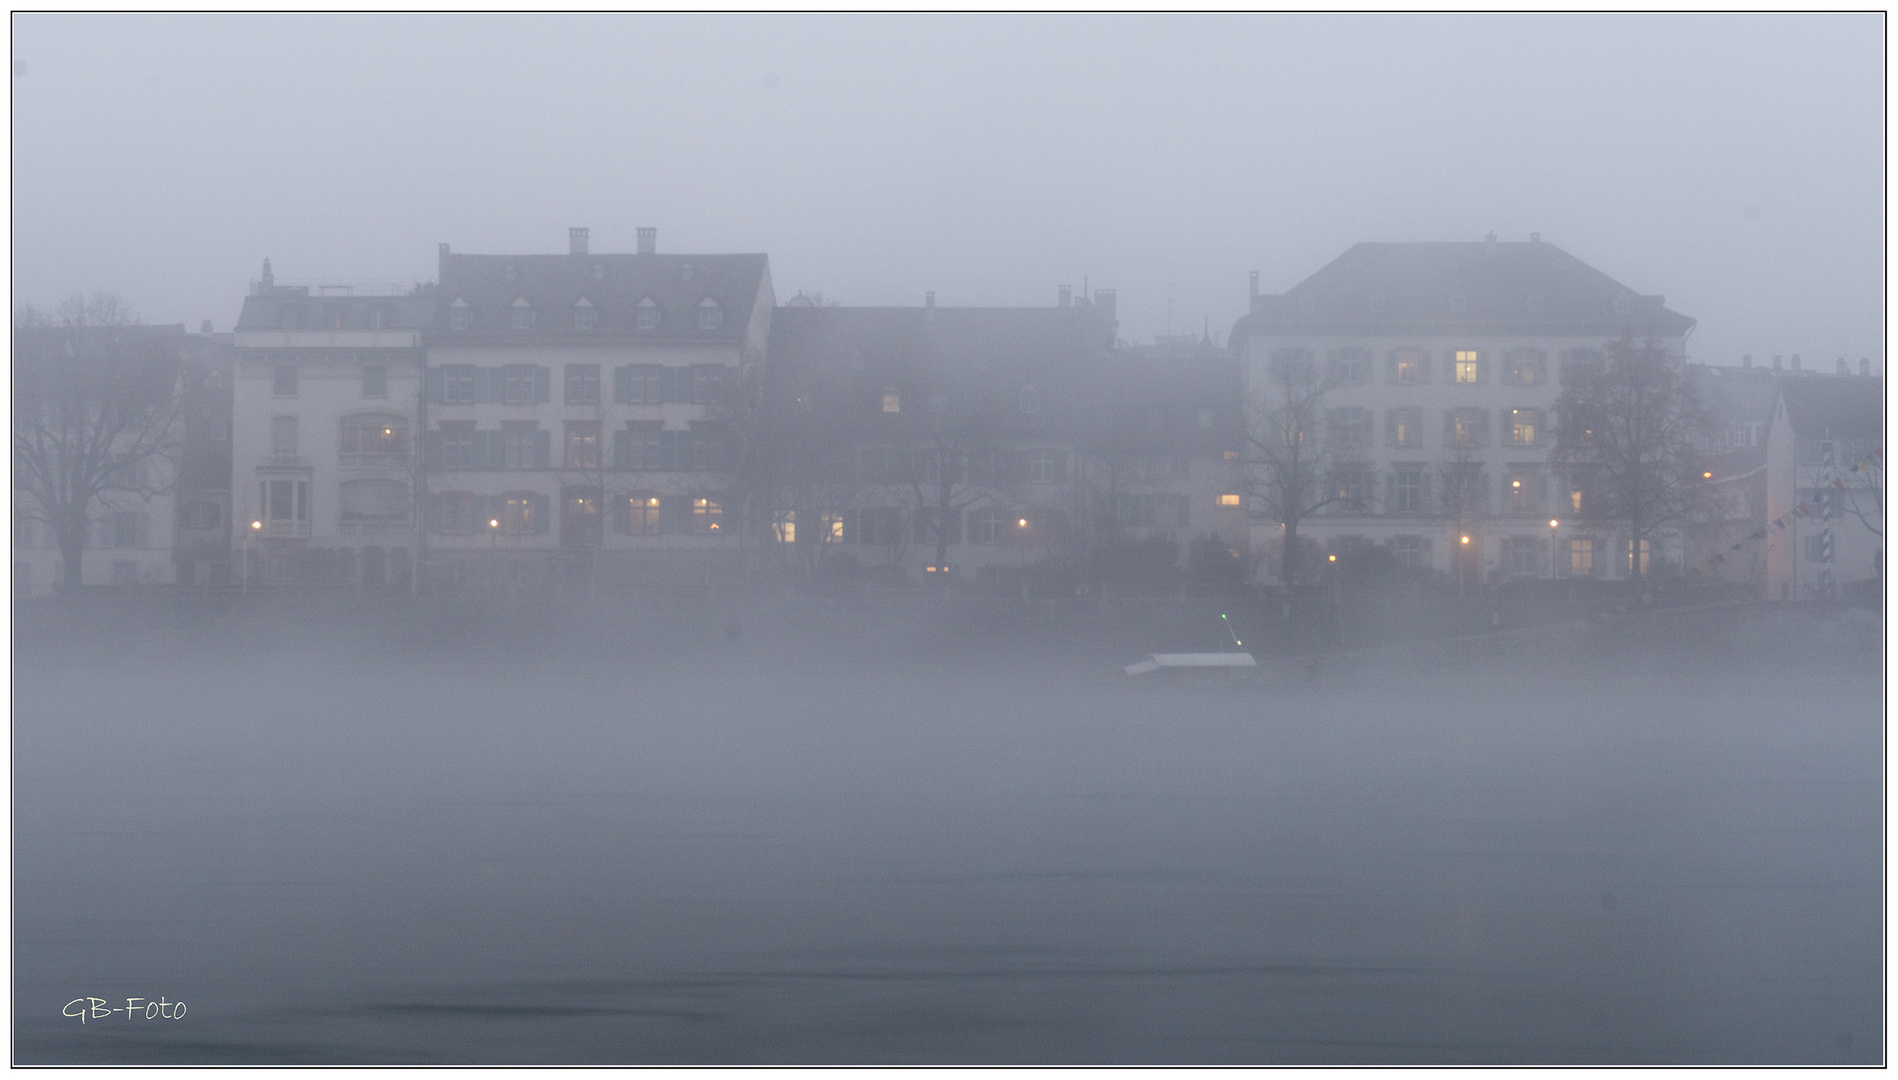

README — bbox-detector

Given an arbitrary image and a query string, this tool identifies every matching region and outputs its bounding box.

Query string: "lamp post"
[1549,518,1560,579]
[1016,515,1029,600]
[489,517,500,597]
[245,519,261,597]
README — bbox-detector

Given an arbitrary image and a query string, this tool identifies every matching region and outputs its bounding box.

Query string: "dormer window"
[448,298,473,331]
[510,298,534,331]
[698,298,723,330]
[1019,384,1041,415]
[573,297,597,332]
[637,297,659,331]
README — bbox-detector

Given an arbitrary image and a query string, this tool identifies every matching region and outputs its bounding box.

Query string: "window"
[1446,408,1486,446]
[621,495,661,534]
[1393,349,1427,383]
[1454,350,1480,384]
[969,506,1006,544]
[448,302,473,331]
[562,488,601,547]
[1570,489,1584,514]
[1391,535,1427,568]
[442,365,478,404]
[1503,535,1543,577]
[1504,350,1544,385]
[510,301,535,331]
[1805,531,1832,562]
[1510,408,1539,446]
[339,479,410,523]
[1331,465,1374,510]
[1386,407,1421,448]
[362,364,388,398]
[566,364,600,405]
[1019,385,1041,414]
[883,388,901,413]
[565,422,601,469]
[260,478,309,529]
[1329,406,1372,447]
[1625,538,1650,575]
[502,493,539,534]
[340,413,409,463]
[698,299,723,330]
[1392,469,1425,512]
[270,415,298,460]
[437,423,476,469]
[1217,493,1242,509]
[1570,538,1595,576]
[1508,470,1539,513]
[500,423,540,469]
[772,510,795,544]
[500,364,536,405]
[1330,347,1372,385]
[1027,449,1068,483]
[273,364,297,396]
[573,301,597,332]
[858,506,904,545]
[637,299,659,331]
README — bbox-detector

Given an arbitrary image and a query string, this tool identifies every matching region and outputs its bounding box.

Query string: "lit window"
[1511,408,1538,446]
[623,495,661,534]
[882,389,901,413]
[1505,350,1543,385]
[1625,539,1650,575]
[566,364,600,405]
[1387,407,1420,448]
[1509,472,1537,512]
[1447,408,1485,445]
[1570,490,1583,513]
[694,498,723,534]
[1454,350,1479,383]
[565,422,601,469]
[1394,349,1426,383]
[773,510,795,544]
[1216,493,1242,509]
[1570,538,1594,575]
[502,493,537,533]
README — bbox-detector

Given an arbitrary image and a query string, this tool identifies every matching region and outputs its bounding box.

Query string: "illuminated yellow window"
[822,514,844,541]
[1217,493,1242,508]
[694,498,722,534]
[1570,490,1583,513]
[1455,350,1479,383]
[882,389,901,413]
[1511,408,1537,445]
[773,511,794,543]
[1570,538,1594,575]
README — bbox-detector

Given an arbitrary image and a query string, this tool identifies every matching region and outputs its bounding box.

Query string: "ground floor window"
[1570,538,1595,576]
[1390,534,1428,568]
[1625,538,1650,575]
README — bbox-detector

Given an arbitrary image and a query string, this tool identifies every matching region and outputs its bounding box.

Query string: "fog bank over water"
[13,599,1881,1064]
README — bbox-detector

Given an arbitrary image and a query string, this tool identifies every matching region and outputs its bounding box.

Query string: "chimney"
[637,227,656,255]
[1861,358,1871,376]
[1093,288,1116,322]
[200,319,213,333]
[1791,353,1802,371]
[261,258,274,290]
[1742,354,1752,369]
[569,227,589,255]
[1058,284,1071,308]
[1837,357,1848,375]
[925,291,935,308]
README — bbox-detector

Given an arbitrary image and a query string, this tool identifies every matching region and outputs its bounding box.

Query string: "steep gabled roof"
[233,291,437,334]
[1232,241,1696,339]
[434,251,768,343]
[1778,377,1884,442]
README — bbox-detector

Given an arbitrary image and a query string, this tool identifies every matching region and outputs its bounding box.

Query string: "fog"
[13,597,1882,1064]
[9,13,1884,362]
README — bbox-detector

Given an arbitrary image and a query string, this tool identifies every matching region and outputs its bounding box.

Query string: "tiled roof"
[1779,377,1884,441]
[233,292,437,333]
[1232,241,1696,338]
[433,251,768,342]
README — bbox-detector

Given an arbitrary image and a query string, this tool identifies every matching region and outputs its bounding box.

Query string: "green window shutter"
[613,366,631,404]
[534,366,551,403]
[535,429,551,468]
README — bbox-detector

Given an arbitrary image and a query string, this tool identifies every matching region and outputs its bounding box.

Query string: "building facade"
[1765,376,1884,600]
[1228,237,1696,586]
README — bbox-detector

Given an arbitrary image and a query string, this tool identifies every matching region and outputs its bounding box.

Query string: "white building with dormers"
[1228,236,1696,587]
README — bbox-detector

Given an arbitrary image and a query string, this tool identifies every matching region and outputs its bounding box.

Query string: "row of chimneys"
[1740,354,1874,376]
[566,227,656,256]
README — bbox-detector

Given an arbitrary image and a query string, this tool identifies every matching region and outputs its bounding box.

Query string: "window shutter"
[613,429,630,469]
[423,431,441,468]
[535,429,551,468]
[613,365,631,404]
[534,366,551,403]
[425,368,443,403]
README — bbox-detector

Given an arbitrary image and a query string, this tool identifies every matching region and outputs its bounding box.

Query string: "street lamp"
[245,519,261,596]
[489,517,500,596]
[1549,518,1560,579]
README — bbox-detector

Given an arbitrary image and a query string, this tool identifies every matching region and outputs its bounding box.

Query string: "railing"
[339,452,408,471]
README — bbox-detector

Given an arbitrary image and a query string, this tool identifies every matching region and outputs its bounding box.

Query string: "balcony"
[260,520,311,539]
[339,452,408,472]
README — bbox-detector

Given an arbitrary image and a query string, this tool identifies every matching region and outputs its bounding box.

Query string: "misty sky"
[11,13,1884,368]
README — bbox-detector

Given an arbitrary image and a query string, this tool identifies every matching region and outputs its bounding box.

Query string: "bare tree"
[1551,337,1711,584]
[1241,348,1347,588]
[15,295,183,593]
